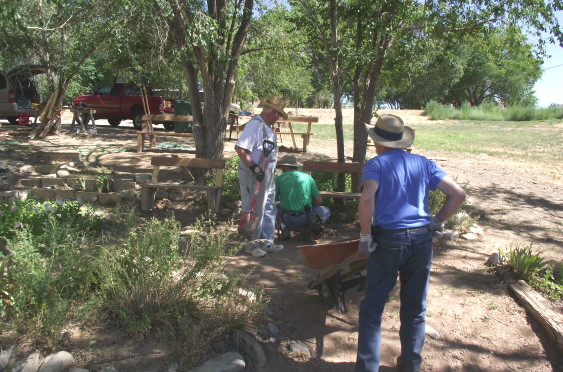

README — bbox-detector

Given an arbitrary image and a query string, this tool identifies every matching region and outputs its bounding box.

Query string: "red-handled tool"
[238,139,275,237]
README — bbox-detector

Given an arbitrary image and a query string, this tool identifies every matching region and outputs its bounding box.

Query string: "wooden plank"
[320,191,361,199]
[137,131,193,136]
[277,116,319,123]
[507,278,563,352]
[140,183,221,191]
[303,161,363,174]
[142,114,193,122]
[150,157,225,169]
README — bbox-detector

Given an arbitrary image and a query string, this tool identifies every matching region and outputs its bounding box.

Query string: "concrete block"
[98,193,121,205]
[32,189,55,201]
[75,191,99,203]
[20,179,41,188]
[112,180,136,191]
[41,179,66,187]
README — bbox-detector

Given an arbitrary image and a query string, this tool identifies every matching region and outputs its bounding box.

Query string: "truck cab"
[72,82,165,130]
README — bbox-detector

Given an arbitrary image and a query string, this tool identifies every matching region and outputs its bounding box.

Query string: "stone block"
[98,193,122,205]
[54,190,76,201]
[41,179,66,187]
[75,191,99,203]
[33,165,59,175]
[32,189,56,201]
[112,180,136,191]
[20,179,41,188]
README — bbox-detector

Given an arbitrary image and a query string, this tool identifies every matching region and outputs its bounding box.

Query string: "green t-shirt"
[275,170,320,212]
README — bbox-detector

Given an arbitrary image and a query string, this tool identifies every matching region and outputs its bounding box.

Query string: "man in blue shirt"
[355,114,466,372]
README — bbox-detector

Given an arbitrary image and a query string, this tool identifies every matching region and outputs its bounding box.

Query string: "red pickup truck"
[72,82,165,130]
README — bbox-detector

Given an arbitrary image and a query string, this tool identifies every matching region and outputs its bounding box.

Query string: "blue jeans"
[355,228,433,372]
[281,206,331,230]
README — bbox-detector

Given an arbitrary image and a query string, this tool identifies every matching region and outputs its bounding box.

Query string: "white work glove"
[430,216,444,232]
[359,232,377,255]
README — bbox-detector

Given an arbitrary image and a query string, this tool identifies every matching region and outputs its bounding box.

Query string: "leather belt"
[285,210,305,217]
[372,225,430,234]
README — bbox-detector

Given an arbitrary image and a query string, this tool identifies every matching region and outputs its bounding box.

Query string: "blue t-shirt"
[362,149,446,229]
[235,115,278,169]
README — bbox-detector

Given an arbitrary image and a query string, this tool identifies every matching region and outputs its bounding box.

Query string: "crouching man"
[275,155,330,241]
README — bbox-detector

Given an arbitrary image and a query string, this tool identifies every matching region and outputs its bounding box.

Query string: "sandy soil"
[0,109,562,371]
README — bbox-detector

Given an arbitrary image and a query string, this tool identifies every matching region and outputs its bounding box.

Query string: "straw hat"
[365,114,414,149]
[261,96,289,119]
[278,154,299,167]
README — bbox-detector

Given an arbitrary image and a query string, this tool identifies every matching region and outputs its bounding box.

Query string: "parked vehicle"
[71,82,165,130]
[0,65,46,125]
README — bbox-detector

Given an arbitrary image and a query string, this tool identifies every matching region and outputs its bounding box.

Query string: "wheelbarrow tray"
[298,239,368,313]
[297,239,363,269]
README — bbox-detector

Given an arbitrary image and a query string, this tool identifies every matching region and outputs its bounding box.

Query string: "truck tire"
[132,107,144,130]
[163,122,174,131]
[108,118,121,127]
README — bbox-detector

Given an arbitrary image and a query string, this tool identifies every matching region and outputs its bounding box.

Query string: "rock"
[56,169,71,178]
[19,165,35,174]
[0,346,16,371]
[262,305,275,317]
[167,362,179,372]
[187,352,245,372]
[98,367,118,372]
[12,352,42,372]
[469,225,484,236]
[266,322,279,335]
[289,340,310,358]
[442,230,459,240]
[425,324,441,339]
[38,351,74,372]
[135,174,152,183]
[461,232,479,240]
[238,288,256,302]
[68,368,89,372]
[486,252,503,266]
[230,331,266,370]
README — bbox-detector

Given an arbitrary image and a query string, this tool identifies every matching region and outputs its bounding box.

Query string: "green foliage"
[424,101,563,122]
[1,201,263,368]
[0,202,104,336]
[220,157,242,205]
[529,265,563,302]
[309,171,358,222]
[501,245,548,280]
[0,199,103,243]
[96,217,261,365]
[95,173,113,193]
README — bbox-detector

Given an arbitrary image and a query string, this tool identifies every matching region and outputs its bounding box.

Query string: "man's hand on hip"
[249,163,265,182]
[359,232,377,255]
[430,216,444,232]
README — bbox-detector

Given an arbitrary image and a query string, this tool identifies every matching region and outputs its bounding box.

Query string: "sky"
[533,11,563,107]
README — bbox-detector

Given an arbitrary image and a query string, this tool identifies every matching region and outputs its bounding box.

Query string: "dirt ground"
[0,109,562,372]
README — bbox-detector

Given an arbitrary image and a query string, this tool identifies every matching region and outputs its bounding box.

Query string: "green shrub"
[220,156,242,205]
[501,245,548,280]
[530,265,563,301]
[97,217,263,367]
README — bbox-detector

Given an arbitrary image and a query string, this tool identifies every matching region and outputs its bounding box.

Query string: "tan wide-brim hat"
[365,114,414,149]
[261,96,289,119]
[278,154,299,167]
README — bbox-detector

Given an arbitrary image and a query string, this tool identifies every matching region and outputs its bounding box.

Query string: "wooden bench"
[274,116,318,152]
[302,160,363,199]
[140,156,225,215]
[137,114,194,153]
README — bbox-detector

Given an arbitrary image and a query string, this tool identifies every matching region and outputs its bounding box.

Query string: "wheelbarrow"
[298,239,369,313]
